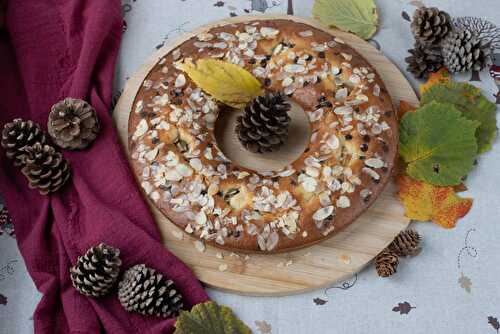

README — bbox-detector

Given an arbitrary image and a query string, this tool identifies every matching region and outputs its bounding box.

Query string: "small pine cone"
[0,207,14,237]
[442,28,492,73]
[411,7,452,45]
[118,264,184,318]
[1,119,48,167]
[21,143,71,195]
[389,229,422,257]
[375,250,399,278]
[48,98,100,150]
[236,92,291,154]
[70,243,122,298]
[405,42,443,79]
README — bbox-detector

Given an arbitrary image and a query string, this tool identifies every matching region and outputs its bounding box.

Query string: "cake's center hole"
[214,101,311,172]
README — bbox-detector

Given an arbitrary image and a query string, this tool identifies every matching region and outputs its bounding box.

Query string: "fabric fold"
[0,1,208,333]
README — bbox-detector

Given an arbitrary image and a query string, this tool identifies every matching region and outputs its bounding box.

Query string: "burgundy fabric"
[0,1,209,333]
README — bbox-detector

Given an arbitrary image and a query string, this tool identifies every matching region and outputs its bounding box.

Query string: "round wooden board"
[113,15,418,296]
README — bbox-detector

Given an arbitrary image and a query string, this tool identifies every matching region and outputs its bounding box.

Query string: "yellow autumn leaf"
[179,59,263,109]
[397,174,473,229]
[419,68,451,95]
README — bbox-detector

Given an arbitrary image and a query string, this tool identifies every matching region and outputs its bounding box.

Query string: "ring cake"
[128,18,398,253]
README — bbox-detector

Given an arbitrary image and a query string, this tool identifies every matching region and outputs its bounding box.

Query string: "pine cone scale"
[236,92,291,153]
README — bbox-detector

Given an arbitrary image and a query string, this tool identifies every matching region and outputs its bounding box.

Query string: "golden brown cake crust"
[127,19,397,253]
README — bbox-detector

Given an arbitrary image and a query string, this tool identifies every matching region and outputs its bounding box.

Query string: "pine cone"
[0,207,14,237]
[235,92,291,153]
[442,28,492,73]
[375,250,399,278]
[21,143,71,195]
[405,42,443,79]
[389,229,421,257]
[48,98,100,150]
[411,7,452,45]
[118,264,184,318]
[70,243,122,298]
[1,119,48,167]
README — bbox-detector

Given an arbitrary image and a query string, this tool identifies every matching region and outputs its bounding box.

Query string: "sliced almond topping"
[365,158,384,169]
[313,206,334,221]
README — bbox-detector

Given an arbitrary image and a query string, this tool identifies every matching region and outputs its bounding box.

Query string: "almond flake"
[299,30,313,37]
[197,32,214,41]
[336,195,350,208]
[305,166,320,178]
[175,74,186,88]
[326,135,339,150]
[282,77,294,87]
[284,64,306,73]
[185,224,194,234]
[133,119,148,139]
[365,158,384,169]
[362,167,380,180]
[313,206,334,221]
[260,27,279,38]
[341,52,352,61]
[189,158,203,171]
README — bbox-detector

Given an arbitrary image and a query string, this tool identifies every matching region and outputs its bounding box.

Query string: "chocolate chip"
[360,143,369,152]
[362,135,371,142]
[248,58,256,64]
[294,56,299,64]
[318,51,326,58]
[345,134,353,140]
[260,59,268,67]
[305,54,313,61]
[264,78,272,87]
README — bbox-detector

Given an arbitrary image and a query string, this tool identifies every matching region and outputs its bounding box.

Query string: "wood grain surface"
[113,15,418,296]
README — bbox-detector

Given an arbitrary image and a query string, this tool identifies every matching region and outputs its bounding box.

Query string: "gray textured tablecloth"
[1,1,500,333]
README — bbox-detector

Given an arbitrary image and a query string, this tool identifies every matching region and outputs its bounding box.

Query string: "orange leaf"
[453,183,468,193]
[397,100,418,120]
[419,68,451,95]
[397,174,473,229]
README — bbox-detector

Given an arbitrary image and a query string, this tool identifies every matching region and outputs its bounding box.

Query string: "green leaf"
[312,0,379,40]
[421,82,498,154]
[175,301,251,334]
[399,102,480,186]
